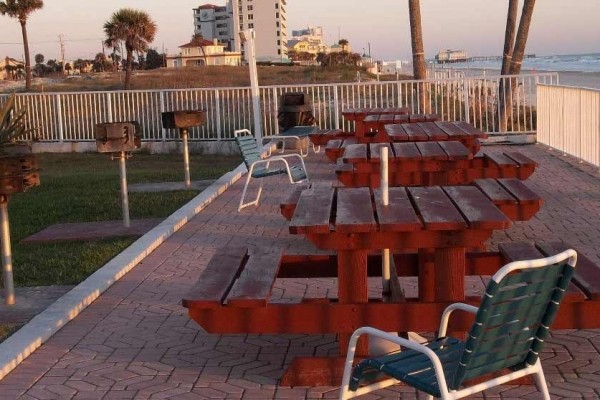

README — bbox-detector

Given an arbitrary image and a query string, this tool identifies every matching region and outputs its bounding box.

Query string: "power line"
[0,37,103,45]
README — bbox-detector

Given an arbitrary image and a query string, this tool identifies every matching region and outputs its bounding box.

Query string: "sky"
[1,0,599,62]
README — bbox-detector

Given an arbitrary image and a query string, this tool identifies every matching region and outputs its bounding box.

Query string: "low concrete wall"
[32,141,240,155]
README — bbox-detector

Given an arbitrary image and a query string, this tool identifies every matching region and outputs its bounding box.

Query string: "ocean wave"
[439,53,600,73]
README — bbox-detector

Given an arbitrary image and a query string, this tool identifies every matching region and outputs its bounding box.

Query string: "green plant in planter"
[0,94,39,305]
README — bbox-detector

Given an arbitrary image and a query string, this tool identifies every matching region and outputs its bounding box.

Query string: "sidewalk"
[0,144,599,399]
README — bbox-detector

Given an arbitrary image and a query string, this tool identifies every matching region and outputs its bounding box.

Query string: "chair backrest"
[234,129,261,170]
[452,249,577,388]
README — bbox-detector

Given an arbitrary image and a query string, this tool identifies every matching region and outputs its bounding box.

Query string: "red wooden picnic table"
[359,113,439,141]
[336,141,537,188]
[326,121,488,161]
[342,107,410,140]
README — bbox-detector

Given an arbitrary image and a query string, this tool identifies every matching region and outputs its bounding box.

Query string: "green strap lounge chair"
[234,129,309,211]
[339,249,578,400]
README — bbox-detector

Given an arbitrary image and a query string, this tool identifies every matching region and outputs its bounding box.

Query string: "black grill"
[277,92,317,132]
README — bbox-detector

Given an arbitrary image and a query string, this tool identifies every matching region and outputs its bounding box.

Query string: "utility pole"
[59,34,65,75]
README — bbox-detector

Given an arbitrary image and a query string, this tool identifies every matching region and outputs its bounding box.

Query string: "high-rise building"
[193,4,235,51]
[193,1,288,63]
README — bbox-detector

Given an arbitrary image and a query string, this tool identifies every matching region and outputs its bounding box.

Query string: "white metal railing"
[0,73,558,142]
[537,84,600,166]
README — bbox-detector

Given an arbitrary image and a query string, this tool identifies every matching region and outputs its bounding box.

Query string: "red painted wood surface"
[335,144,537,188]
[289,185,334,234]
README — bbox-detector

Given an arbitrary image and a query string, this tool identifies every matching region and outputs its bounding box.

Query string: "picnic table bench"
[335,141,537,187]
[325,121,487,161]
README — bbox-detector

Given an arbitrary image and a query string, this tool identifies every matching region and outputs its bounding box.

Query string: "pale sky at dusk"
[1,0,598,62]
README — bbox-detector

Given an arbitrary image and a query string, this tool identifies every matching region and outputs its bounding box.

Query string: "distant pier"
[466,54,536,62]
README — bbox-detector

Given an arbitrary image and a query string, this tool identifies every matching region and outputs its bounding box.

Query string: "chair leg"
[311,143,321,153]
[238,172,253,211]
[533,362,551,400]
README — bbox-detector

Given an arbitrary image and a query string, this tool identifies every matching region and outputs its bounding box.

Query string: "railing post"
[464,79,471,124]
[106,92,113,123]
[272,87,279,135]
[333,85,340,130]
[159,90,166,141]
[55,94,64,142]
[215,90,222,141]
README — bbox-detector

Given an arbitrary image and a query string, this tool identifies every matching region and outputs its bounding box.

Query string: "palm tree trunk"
[509,0,536,75]
[124,50,133,90]
[19,20,32,91]
[498,0,518,132]
[408,0,429,113]
[499,0,536,132]
[501,0,518,75]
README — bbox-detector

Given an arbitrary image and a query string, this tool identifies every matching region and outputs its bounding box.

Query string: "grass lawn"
[7,152,240,286]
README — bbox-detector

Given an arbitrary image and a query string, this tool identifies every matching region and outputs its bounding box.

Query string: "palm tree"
[103,8,157,89]
[499,0,536,131]
[408,0,429,112]
[338,38,349,53]
[500,0,518,75]
[0,0,44,91]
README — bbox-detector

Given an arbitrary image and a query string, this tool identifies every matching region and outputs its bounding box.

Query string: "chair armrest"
[248,158,291,171]
[439,303,479,337]
[341,326,450,398]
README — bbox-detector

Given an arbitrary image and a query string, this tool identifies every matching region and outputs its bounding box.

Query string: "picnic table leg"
[418,249,435,302]
[337,249,369,357]
[434,247,466,302]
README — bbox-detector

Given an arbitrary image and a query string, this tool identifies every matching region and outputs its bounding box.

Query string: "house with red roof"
[166,35,242,68]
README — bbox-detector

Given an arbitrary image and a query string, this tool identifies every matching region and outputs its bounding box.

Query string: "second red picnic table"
[325,120,488,161]
[336,141,538,187]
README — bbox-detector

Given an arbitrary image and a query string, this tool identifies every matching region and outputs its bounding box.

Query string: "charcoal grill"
[161,110,207,188]
[277,92,316,132]
[94,122,142,228]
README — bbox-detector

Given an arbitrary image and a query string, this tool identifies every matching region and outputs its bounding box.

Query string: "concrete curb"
[0,163,247,381]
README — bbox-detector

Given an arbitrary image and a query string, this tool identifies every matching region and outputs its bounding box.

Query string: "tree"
[0,0,44,91]
[103,8,157,89]
[408,0,429,112]
[499,0,536,131]
[92,53,111,72]
[34,53,43,65]
[145,48,164,69]
[338,38,349,52]
[190,34,208,66]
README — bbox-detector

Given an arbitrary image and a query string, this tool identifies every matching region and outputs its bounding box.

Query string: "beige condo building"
[194,0,288,63]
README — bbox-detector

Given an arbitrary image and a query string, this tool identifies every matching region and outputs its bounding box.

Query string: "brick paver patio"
[1,143,599,399]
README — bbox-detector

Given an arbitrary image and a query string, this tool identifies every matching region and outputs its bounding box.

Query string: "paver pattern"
[1,144,600,399]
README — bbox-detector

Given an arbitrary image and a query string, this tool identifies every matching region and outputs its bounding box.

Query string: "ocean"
[434,53,600,90]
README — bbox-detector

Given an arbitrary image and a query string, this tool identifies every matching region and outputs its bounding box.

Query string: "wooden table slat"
[453,121,488,138]
[227,248,283,307]
[408,186,468,229]
[182,247,247,308]
[504,151,538,167]
[335,188,377,233]
[485,152,518,167]
[474,179,518,205]
[418,122,449,140]
[392,142,422,160]
[369,143,393,161]
[374,188,423,231]
[342,144,368,163]
[415,141,448,160]
[393,115,410,124]
[403,123,429,141]
[289,186,334,234]
[443,186,511,229]
[437,141,472,160]
[498,179,540,204]
[384,124,407,139]
[436,121,465,137]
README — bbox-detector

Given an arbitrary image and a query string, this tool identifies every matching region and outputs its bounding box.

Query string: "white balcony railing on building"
[0,73,558,142]
[537,84,600,167]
